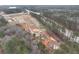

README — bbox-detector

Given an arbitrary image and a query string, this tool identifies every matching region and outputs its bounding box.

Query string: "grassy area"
[0,31,5,38]
[54,40,79,54]
[73,31,79,36]
[5,37,31,54]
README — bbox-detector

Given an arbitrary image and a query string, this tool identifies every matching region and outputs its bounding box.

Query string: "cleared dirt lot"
[3,13,60,53]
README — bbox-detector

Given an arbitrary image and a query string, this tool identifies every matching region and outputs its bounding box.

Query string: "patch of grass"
[54,40,79,54]
[5,37,31,54]
[73,31,79,36]
[0,31,5,38]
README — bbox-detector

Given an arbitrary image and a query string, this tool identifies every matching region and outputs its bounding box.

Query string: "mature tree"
[0,16,7,27]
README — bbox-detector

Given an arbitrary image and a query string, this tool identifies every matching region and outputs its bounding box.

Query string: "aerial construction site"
[2,11,60,53]
[0,6,79,54]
